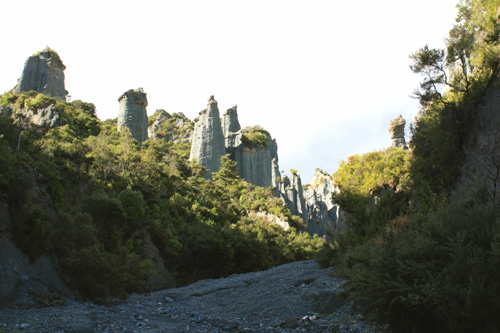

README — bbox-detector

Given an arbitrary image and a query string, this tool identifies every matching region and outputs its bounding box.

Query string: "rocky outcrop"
[118,88,149,143]
[189,96,226,179]
[304,171,343,236]
[148,111,193,144]
[222,105,242,153]
[276,171,344,237]
[148,111,170,140]
[14,48,67,101]
[458,73,500,199]
[189,97,281,186]
[236,144,276,188]
[278,173,309,227]
[248,211,290,231]
[388,115,407,149]
[0,194,74,308]
[0,104,61,129]
[222,105,241,137]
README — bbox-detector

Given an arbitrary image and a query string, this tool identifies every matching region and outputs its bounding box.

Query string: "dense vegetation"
[318,1,500,331]
[0,91,323,300]
[240,125,270,148]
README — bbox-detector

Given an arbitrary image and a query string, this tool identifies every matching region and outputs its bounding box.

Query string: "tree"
[213,154,240,187]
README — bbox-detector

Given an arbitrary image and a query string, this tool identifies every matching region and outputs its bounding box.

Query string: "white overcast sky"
[0,1,459,183]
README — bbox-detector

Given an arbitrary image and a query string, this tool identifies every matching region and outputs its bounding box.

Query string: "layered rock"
[388,115,407,149]
[303,171,343,236]
[189,98,279,186]
[276,170,344,236]
[118,88,149,143]
[236,144,276,188]
[189,96,226,179]
[14,48,67,101]
[222,105,242,152]
[277,173,309,227]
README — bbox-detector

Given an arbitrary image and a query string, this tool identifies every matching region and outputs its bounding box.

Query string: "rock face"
[14,48,67,101]
[222,105,242,154]
[0,193,74,308]
[148,111,193,144]
[458,72,500,198]
[276,171,344,237]
[189,96,226,179]
[188,97,340,236]
[189,97,279,185]
[222,105,241,137]
[278,174,309,227]
[148,111,170,140]
[388,115,407,149]
[236,143,278,188]
[118,88,149,143]
[0,104,61,129]
[304,172,343,236]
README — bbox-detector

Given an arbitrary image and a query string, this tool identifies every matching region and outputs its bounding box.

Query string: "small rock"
[19,323,30,330]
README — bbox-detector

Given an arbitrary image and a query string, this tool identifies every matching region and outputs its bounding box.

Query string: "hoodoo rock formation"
[187,96,341,236]
[388,115,407,149]
[221,105,242,156]
[189,96,226,179]
[14,48,67,101]
[118,88,149,143]
[278,173,309,226]
[236,139,279,189]
[189,96,281,186]
[304,171,343,236]
[276,170,343,237]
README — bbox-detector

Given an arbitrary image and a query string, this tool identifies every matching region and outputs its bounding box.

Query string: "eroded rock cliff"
[118,88,149,143]
[189,96,226,179]
[14,48,67,101]
[304,171,343,236]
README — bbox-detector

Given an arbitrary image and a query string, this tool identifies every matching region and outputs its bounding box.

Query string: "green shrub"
[241,125,270,148]
[340,183,500,332]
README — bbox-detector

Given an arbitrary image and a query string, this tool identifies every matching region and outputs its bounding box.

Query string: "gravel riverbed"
[0,260,385,332]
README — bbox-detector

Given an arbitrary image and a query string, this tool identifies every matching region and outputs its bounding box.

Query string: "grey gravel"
[0,260,386,332]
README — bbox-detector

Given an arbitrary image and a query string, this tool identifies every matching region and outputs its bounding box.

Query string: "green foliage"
[340,184,500,332]
[241,125,270,148]
[409,0,500,201]
[333,147,411,204]
[320,3,500,331]
[33,47,63,66]
[1,98,321,299]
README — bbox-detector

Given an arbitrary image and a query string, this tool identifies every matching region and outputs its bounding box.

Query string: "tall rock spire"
[14,48,67,101]
[388,115,407,149]
[222,105,242,149]
[189,96,226,179]
[118,88,149,143]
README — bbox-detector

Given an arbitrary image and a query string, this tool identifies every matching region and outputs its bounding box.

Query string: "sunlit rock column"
[118,88,149,143]
[14,47,67,101]
[189,96,226,179]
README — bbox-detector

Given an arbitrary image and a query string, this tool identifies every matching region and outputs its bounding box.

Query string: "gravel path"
[0,260,384,332]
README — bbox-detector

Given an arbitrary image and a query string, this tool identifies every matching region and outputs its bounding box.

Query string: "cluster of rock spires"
[185,95,341,236]
[5,49,410,238]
